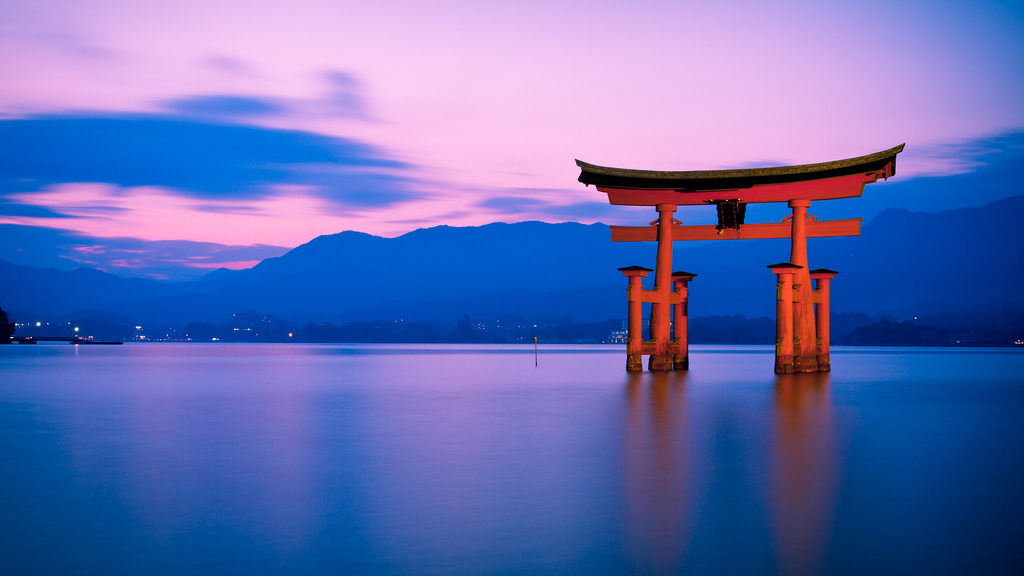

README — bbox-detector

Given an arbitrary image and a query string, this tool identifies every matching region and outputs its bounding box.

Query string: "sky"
[1,0,1022,279]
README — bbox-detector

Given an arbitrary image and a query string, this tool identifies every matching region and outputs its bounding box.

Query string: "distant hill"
[2,196,1022,325]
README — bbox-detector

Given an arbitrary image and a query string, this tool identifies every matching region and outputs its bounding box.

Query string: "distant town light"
[36,321,41,327]
[288,333,293,338]
[74,327,79,332]
[135,326,142,330]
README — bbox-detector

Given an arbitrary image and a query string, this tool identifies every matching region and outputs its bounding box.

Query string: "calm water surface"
[2,343,1023,575]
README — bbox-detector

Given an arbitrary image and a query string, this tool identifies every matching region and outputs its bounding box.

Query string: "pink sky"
[1,0,1022,251]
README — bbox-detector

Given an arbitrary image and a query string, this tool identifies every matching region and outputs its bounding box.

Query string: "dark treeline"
[844,319,1017,347]
[0,302,15,341]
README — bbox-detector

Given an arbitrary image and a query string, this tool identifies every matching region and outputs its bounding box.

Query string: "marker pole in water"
[534,337,538,366]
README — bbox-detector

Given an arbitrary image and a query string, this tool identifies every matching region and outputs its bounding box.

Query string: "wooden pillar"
[769,263,802,374]
[649,204,676,371]
[671,271,696,370]
[810,269,837,372]
[620,266,652,372]
[788,200,819,373]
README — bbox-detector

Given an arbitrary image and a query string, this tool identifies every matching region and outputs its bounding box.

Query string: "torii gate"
[576,144,904,373]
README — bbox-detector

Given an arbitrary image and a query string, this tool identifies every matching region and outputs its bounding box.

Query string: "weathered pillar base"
[648,352,673,371]
[770,263,801,376]
[671,272,696,372]
[816,348,831,372]
[619,265,652,374]
[793,354,819,373]
[811,269,837,374]
[775,351,796,374]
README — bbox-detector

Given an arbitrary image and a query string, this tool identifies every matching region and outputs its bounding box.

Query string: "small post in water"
[534,336,538,366]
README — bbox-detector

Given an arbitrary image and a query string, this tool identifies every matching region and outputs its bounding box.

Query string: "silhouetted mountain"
[134,222,642,323]
[818,195,1024,314]
[2,197,1022,326]
[0,261,192,319]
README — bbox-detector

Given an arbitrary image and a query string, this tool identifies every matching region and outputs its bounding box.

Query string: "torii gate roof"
[577,144,904,206]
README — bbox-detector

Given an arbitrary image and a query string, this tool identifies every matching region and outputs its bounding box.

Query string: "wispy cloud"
[476,190,659,224]
[201,56,257,76]
[162,95,286,119]
[0,223,288,280]
[477,196,549,214]
[320,70,367,119]
[0,115,416,208]
[895,131,1024,178]
[157,70,371,123]
[0,199,71,218]
[191,203,266,215]
[38,31,122,61]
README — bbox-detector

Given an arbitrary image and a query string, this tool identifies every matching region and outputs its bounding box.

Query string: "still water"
[1,343,1023,575]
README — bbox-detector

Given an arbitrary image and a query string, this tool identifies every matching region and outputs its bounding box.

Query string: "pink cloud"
[185,260,262,270]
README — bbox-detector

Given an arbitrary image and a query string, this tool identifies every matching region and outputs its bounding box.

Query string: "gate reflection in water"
[620,369,839,575]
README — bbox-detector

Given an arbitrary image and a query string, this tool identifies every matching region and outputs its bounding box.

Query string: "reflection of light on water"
[623,371,692,573]
[771,371,835,576]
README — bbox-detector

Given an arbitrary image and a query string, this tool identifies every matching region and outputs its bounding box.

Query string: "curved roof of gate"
[576,144,904,191]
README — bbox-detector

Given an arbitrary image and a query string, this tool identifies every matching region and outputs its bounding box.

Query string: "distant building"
[949,332,978,345]
[233,311,274,336]
[608,330,628,344]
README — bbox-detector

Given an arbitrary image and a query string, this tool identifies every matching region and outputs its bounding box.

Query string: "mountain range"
[2,196,1023,326]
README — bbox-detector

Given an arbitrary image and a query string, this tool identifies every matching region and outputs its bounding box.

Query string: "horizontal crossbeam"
[610,218,861,242]
[627,288,682,304]
[599,171,883,206]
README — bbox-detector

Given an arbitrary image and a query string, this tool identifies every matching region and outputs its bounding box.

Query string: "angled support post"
[619,265,652,372]
[769,263,803,374]
[671,271,697,370]
[810,269,838,372]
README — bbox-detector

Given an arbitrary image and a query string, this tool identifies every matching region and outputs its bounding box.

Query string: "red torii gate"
[576,144,904,373]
